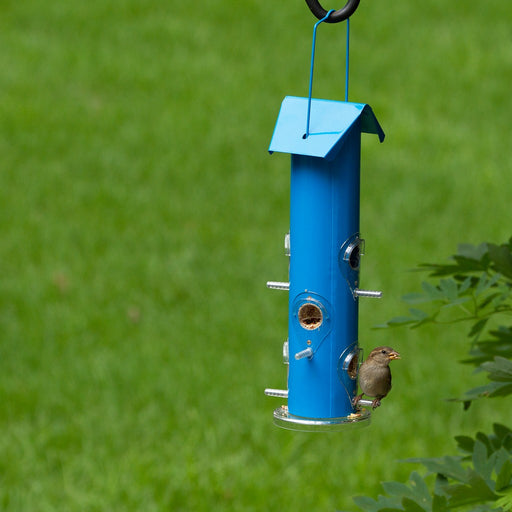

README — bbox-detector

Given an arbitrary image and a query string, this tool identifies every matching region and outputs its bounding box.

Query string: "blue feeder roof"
[268,96,384,160]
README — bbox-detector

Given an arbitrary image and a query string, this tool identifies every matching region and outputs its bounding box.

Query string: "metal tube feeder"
[266,97,384,431]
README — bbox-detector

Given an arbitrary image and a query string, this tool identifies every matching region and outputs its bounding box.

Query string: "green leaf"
[410,472,432,507]
[418,245,491,276]
[382,481,418,501]
[478,291,502,310]
[493,423,512,442]
[468,318,489,341]
[475,273,501,297]
[495,487,512,511]
[487,272,503,289]
[432,494,448,512]
[386,316,417,326]
[457,243,489,262]
[401,497,426,512]
[409,308,430,321]
[353,495,402,512]
[440,296,471,309]
[353,496,379,512]
[444,469,498,507]
[482,357,512,382]
[459,276,473,294]
[416,263,459,277]
[492,295,512,309]
[489,383,512,398]
[493,446,510,467]
[470,504,506,512]
[488,244,512,279]
[461,359,512,399]
[495,459,512,491]
[455,435,475,454]
[404,457,468,483]
[422,281,445,300]
[472,440,494,484]
[464,328,512,365]
[475,433,493,455]
[434,473,449,496]
[458,381,508,402]
[440,278,459,301]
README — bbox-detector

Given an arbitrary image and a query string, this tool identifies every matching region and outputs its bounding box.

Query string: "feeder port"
[343,237,365,270]
[343,350,359,379]
[298,303,323,330]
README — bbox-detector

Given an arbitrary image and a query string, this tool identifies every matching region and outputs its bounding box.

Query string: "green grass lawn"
[1,0,512,510]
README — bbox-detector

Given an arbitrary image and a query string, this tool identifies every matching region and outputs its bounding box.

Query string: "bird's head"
[367,346,401,366]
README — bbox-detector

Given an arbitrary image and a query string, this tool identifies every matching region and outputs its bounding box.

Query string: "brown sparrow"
[353,346,400,409]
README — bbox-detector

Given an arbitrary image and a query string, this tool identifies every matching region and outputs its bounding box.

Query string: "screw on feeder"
[356,398,374,408]
[295,347,314,360]
[266,281,290,291]
[354,289,383,299]
[264,388,289,398]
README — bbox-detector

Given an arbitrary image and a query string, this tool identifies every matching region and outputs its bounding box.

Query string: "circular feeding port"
[347,352,359,379]
[298,303,323,330]
[348,244,360,270]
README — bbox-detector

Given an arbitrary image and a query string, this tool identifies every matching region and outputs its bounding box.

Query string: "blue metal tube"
[288,124,361,419]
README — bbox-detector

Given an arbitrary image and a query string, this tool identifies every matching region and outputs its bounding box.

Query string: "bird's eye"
[381,349,387,354]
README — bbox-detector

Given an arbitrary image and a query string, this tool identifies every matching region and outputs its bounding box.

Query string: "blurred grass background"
[1,0,511,510]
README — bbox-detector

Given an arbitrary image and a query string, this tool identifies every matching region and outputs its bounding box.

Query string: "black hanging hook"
[305,0,360,23]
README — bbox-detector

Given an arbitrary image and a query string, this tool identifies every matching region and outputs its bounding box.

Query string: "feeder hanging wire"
[305,12,352,139]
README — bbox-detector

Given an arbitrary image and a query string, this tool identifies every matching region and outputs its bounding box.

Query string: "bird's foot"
[371,398,382,409]
[352,394,363,407]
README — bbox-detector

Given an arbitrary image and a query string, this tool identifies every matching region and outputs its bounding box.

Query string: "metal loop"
[305,0,360,23]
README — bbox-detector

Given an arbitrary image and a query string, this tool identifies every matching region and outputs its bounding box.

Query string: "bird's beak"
[389,351,401,360]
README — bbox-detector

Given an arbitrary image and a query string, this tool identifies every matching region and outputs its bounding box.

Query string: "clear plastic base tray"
[273,405,371,432]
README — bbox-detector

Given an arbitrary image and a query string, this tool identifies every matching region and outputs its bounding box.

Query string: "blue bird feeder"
[265,96,384,431]
[263,1,386,431]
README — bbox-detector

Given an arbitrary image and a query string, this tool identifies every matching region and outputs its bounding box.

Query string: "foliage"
[349,239,512,512]
[380,238,512,403]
